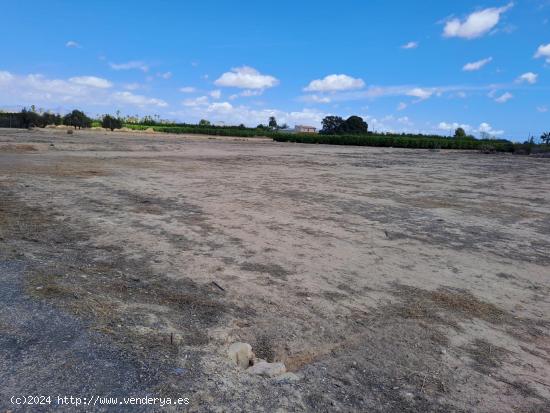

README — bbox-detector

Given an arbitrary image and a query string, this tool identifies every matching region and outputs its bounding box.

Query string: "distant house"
[295,125,317,133]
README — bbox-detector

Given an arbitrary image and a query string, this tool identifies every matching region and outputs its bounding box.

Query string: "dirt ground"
[0,127,549,412]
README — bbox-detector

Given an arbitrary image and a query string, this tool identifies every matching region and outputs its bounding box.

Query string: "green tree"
[320,116,345,134]
[101,114,123,131]
[63,110,92,129]
[454,127,466,138]
[340,116,368,134]
[541,132,550,145]
[199,119,211,126]
[268,116,278,130]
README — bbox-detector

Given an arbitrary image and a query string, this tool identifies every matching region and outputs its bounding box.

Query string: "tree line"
[0,107,548,146]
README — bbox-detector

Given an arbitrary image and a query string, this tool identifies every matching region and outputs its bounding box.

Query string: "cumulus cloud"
[68,76,113,89]
[209,90,222,99]
[157,71,172,79]
[109,61,149,72]
[124,83,141,91]
[0,70,166,109]
[516,72,538,84]
[477,122,504,136]
[111,91,167,107]
[397,116,412,125]
[537,105,548,113]
[0,71,104,104]
[300,94,332,104]
[494,91,513,103]
[179,86,197,93]
[406,87,433,100]
[534,43,550,63]
[397,102,408,111]
[438,121,471,132]
[65,40,81,48]
[401,41,419,49]
[207,102,233,112]
[169,103,328,129]
[443,3,513,39]
[304,74,365,92]
[182,96,209,107]
[214,66,278,89]
[463,57,493,71]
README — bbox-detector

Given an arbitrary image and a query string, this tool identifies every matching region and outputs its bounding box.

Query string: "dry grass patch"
[0,144,37,152]
[462,338,510,374]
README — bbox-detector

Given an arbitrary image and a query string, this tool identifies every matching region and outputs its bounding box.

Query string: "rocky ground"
[0,128,549,412]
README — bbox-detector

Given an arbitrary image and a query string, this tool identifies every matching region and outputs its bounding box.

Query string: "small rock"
[441,349,447,355]
[273,372,300,382]
[248,361,286,377]
[35,286,43,290]
[228,342,254,369]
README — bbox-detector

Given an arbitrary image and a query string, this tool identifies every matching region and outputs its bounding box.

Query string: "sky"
[0,0,549,140]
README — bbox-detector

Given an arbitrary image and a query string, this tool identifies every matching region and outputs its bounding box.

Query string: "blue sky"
[1,0,549,139]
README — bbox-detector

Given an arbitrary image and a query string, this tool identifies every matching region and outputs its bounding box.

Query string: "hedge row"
[124,124,271,137]
[123,123,519,152]
[272,133,516,152]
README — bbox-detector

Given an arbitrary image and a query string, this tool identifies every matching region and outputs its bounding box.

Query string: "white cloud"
[0,70,166,110]
[406,87,433,100]
[0,71,15,83]
[401,41,419,49]
[397,116,412,125]
[209,89,222,99]
[182,96,209,107]
[397,102,408,111]
[214,66,278,89]
[443,3,513,39]
[111,91,167,107]
[124,83,141,91]
[0,71,105,104]
[534,43,550,63]
[537,105,548,113]
[438,121,471,131]
[516,72,538,84]
[157,71,172,79]
[179,86,197,93]
[477,122,504,136]
[65,40,81,48]
[207,102,233,112]
[169,104,328,129]
[239,89,263,97]
[68,76,113,89]
[304,74,365,92]
[301,94,332,104]
[226,89,264,100]
[494,91,513,103]
[463,57,493,71]
[109,61,149,72]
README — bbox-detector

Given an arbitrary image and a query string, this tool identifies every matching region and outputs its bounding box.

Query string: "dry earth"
[0,128,549,412]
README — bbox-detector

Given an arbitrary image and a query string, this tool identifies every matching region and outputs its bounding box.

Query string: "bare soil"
[1,128,549,412]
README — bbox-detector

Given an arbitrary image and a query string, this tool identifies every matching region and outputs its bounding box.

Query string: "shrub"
[101,115,123,131]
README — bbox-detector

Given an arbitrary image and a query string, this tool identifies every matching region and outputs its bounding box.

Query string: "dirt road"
[1,128,549,412]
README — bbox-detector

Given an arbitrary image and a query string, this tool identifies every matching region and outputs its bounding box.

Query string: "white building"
[295,125,317,133]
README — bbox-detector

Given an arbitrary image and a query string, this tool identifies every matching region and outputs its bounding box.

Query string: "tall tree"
[101,114,122,131]
[320,116,345,134]
[268,116,278,130]
[340,116,368,134]
[63,110,91,129]
[454,127,466,138]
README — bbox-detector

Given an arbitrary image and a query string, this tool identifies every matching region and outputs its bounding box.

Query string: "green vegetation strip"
[126,124,517,152]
